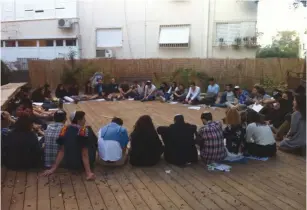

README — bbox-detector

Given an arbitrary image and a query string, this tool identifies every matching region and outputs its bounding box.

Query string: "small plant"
[219,38,226,48]
[249,36,259,48]
[232,37,242,50]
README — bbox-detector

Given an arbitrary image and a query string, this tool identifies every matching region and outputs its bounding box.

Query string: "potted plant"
[249,36,259,48]
[243,37,250,48]
[219,38,226,48]
[232,37,242,50]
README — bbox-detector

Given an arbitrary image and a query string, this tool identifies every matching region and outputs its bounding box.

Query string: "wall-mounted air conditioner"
[58,19,72,29]
[96,49,114,58]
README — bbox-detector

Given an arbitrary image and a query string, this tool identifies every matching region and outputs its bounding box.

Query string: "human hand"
[188,100,192,104]
[40,168,56,177]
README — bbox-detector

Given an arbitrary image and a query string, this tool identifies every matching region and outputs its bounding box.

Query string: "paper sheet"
[128,98,134,101]
[49,108,59,111]
[169,101,178,104]
[33,102,43,106]
[246,156,268,161]
[94,99,106,102]
[207,163,231,172]
[188,106,201,110]
[251,104,263,113]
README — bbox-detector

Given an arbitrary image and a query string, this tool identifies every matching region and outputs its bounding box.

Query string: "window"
[96,28,122,48]
[39,40,54,47]
[35,10,44,13]
[96,50,106,57]
[66,39,76,46]
[56,40,64,46]
[1,41,4,47]
[159,24,190,48]
[18,40,37,47]
[215,22,256,45]
[6,40,16,47]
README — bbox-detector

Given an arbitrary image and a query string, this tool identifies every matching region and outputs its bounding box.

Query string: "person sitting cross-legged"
[196,112,227,164]
[3,114,44,170]
[97,117,129,166]
[106,78,120,100]
[44,110,67,168]
[119,81,137,99]
[214,84,236,108]
[141,81,157,102]
[41,111,97,181]
[129,115,164,166]
[184,82,201,105]
[173,84,188,102]
[157,114,198,166]
[245,111,276,157]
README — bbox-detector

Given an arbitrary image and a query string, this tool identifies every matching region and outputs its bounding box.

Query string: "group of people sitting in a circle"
[1,75,305,181]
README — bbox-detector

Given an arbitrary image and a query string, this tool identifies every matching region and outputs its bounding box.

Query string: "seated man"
[106,78,120,100]
[41,111,97,181]
[119,81,136,99]
[196,112,227,163]
[214,84,236,108]
[97,117,129,166]
[89,79,106,100]
[157,114,198,166]
[44,110,67,168]
[184,82,201,105]
[233,86,250,110]
[141,81,157,102]
[201,78,220,105]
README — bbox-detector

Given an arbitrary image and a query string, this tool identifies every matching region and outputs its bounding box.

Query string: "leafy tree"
[256,31,300,58]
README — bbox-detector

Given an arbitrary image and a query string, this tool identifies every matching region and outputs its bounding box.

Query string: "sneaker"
[159,96,166,102]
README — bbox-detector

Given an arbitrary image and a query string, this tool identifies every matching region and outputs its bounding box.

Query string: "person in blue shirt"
[207,78,220,96]
[97,117,129,166]
[233,86,250,110]
[89,79,106,100]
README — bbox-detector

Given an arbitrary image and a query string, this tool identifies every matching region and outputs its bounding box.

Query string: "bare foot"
[86,173,96,181]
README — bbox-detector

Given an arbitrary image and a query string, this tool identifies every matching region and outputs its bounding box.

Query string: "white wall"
[78,0,210,59]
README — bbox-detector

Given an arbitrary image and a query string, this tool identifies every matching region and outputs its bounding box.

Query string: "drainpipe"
[206,0,211,58]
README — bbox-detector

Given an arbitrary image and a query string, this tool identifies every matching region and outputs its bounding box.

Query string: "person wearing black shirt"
[43,84,52,100]
[31,87,45,102]
[41,111,97,181]
[157,115,198,166]
[68,84,79,96]
[119,81,136,99]
[106,78,120,100]
[55,84,68,99]
[3,115,43,170]
[129,115,164,166]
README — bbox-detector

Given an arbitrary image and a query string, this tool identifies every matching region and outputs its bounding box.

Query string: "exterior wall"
[1,0,258,60]
[209,0,258,58]
[78,0,210,59]
[0,0,79,62]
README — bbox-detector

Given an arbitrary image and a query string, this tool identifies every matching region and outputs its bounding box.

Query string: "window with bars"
[215,22,256,46]
[159,24,190,48]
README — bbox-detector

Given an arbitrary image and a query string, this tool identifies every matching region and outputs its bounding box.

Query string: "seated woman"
[245,111,276,157]
[173,84,188,102]
[157,115,198,166]
[55,84,68,99]
[3,114,44,170]
[223,108,246,154]
[129,115,164,166]
[98,117,129,166]
[196,112,227,163]
[84,80,93,95]
[279,94,306,153]
[31,87,45,102]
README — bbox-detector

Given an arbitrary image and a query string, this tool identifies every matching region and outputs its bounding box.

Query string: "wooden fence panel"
[28,58,306,90]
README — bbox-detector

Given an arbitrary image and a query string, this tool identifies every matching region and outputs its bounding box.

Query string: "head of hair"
[294,94,306,121]
[225,108,241,126]
[201,112,213,121]
[257,87,266,96]
[208,77,215,82]
[174,115,184,124]
[54,110,67,123]
[20,98,33,110]
[14,115,33,132]
[190,82,196,86]
[133,115,156,135]
[172,81,177,87]
[71,111,85,124]
[247,111,265,125]
[112,117,123,126]
[295,85,305,95]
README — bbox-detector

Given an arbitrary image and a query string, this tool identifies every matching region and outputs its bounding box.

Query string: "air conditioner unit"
[58,19,72,29]
[96,49,114,58]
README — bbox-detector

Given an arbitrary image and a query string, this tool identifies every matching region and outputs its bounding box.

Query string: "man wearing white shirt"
[141,81,157,102]
[185,82,201,105]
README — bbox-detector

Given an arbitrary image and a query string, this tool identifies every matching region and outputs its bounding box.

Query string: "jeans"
[164,93,171,101]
